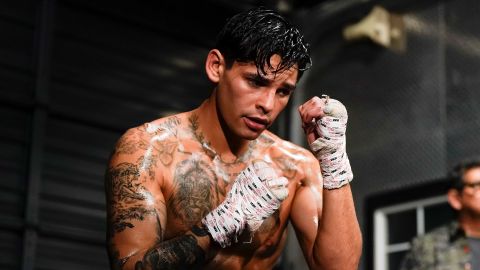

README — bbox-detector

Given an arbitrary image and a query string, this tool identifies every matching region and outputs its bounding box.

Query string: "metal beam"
[22,0,55,269]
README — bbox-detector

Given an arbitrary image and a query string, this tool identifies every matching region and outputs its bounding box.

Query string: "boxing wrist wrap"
[202,162,283,248]
[310,99,353,189]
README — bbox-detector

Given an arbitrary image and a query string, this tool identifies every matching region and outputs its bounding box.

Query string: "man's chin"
[241,129,264,140]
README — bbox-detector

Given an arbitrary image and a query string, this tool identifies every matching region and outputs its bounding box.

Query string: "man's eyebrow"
[282,82,297,91]
[245,72,270,83]
[245,72,297,90]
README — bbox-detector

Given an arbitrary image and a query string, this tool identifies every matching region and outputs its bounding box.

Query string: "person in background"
[401,159,480,270]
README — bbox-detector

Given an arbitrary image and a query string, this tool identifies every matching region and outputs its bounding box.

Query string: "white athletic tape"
[323,99,348,122]
[310,98,353,189]
[267,177,289,201]
[252,162,289,200]
[202,161,286,247]
[268,177,288,188]
[241,165,281,232]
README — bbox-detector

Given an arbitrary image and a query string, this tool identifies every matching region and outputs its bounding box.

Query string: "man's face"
[216,54,298,140]
[459,167,480,217]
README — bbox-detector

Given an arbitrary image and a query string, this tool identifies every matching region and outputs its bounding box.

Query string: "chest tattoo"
[168,158,222,227]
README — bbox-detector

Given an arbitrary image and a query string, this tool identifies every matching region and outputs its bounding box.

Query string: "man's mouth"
[244,116,270,131]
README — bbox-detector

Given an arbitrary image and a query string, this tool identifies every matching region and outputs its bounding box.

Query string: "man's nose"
[257,89,275,113]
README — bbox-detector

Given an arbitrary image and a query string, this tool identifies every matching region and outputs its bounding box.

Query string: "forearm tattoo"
[134,235,206,270]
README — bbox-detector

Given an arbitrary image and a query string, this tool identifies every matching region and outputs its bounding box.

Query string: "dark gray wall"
[0,0,218,269]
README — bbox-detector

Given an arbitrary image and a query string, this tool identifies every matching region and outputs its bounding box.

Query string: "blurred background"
[1,0,479,269]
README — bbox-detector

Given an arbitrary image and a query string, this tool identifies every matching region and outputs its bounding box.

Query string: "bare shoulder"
[260,130,317,163]
[110,114,186,159]
[106,113,192,188]
[260,131,320,182]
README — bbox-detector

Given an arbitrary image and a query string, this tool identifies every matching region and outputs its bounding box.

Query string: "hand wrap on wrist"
[201,161,285,248]
[310,98,353,189]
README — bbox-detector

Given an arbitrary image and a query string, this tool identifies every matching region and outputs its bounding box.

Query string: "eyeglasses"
[462,181,480,191]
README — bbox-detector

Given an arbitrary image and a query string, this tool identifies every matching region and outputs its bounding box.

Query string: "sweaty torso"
[129,110,312,270]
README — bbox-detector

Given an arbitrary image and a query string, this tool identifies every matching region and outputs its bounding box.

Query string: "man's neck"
[459,215,480,238]
[196,94,252,163]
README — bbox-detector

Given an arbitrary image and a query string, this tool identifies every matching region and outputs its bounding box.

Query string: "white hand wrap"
[310,98,353,189]
[202,161,287,248]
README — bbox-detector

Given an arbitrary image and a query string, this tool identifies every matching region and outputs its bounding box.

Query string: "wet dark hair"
[448,159,480,190]
[215,7,312,80]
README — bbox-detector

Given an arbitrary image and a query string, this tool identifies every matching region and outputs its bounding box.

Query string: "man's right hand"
[299,96,353,189]
[202,160,288,248]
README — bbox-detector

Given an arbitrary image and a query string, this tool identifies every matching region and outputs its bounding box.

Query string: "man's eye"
[277,88,292,97]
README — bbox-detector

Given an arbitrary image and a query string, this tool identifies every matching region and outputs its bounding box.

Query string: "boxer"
[105,7,362,270]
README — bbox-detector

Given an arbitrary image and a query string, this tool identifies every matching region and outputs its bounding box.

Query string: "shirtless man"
[105,7,362,270]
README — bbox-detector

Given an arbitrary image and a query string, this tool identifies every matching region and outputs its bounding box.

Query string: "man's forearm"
[313,185,362,269]
[134,234,209,269]
[114,226,214,270]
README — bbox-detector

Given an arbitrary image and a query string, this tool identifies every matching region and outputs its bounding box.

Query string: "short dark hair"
[215,7,312,80]
[448,159,480,190]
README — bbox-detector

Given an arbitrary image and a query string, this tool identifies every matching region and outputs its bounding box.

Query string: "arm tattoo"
[105,162,157,234]
[114,127,149,155]
[134,235,206,270]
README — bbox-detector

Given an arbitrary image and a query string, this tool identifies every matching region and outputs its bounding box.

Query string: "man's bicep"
[289,164,323,259]
[105,150,167,265]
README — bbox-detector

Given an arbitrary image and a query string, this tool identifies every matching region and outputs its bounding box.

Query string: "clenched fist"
[298,95,353,189]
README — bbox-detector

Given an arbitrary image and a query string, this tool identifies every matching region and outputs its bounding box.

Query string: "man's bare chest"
[162,150,291,240]
[163,151,252,230]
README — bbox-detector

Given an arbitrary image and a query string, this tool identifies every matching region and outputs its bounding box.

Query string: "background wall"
[1,0,479,269]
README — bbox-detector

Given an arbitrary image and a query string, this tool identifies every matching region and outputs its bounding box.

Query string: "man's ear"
[447,189,462,210]
[205,49,225,83]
